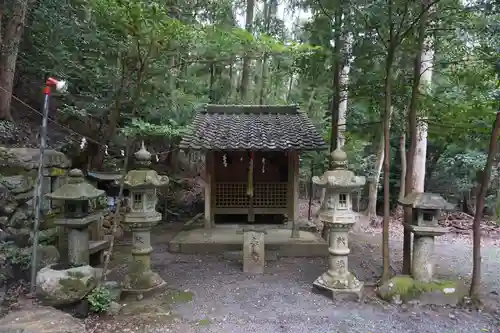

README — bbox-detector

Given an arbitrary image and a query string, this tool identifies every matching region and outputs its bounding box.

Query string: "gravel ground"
[88,225,500,333]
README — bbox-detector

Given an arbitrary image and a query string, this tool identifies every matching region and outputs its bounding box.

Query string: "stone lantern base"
[121,214,166,299]
[313,271,364,301]
[122,264,166,298]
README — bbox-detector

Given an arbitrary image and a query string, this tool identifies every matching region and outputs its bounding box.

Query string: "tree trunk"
[413,37,434,192]
[258,0,276,105]
[329,4,343,152]
[338,31,353,149]
[496,161,500,221]
[470,111,500,299]
[209,61,216,103]
[0,0,29,120]
[238,0,255,102]
[286,74,294,103]
[367,133,385,222]
[382,44,395,282]
[399,133,407,201]
[228,58,239,103]
[254,0,269,104]
[403,0,430,274]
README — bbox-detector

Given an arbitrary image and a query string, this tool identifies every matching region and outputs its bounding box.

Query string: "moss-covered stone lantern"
[399,192,453,282]
[45,168,105,266]
[312,149,366,301]
[122,142,169,298]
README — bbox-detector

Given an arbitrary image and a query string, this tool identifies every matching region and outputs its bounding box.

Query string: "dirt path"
[83,222,500,333]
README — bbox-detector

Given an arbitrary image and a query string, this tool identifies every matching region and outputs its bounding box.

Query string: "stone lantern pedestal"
[46,169,104,266]
[312,149,366,301]
[121,142,169,298]
[399,192,453,282]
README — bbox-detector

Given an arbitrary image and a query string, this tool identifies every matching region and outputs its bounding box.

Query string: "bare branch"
[313,0,334,21]
[397,0,442,42]
[350,6,388,49]
[395,0,411,37]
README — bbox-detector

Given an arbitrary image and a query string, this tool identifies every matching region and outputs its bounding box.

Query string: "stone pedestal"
[122,216,166,296]
[408,225,448,282]
[67,228,90,266]
[412,235,434,282]
[313,222,363,300]
[54,213,102,266]
[243,229,266,274]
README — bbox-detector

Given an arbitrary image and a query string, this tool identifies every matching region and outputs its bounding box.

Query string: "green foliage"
[432,146,499,199]
[21,0,319,144]
[87,286,112,313]
[11,0,499,209]
[0,241,31,270]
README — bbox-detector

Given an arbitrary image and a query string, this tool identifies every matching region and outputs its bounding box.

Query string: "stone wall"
[0,147,70,285]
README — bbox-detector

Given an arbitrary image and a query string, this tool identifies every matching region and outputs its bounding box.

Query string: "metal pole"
[30,86,51,294]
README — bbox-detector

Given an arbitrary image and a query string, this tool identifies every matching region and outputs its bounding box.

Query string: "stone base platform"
[313,277,364,302]
[169,225,328,257]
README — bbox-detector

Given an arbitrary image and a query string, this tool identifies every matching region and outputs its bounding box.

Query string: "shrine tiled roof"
[179,105,328,151]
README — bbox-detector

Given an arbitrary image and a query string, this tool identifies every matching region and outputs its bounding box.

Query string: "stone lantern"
[122,142,169,297]
[398,192,453,282]
[46,169,105,266]
[312,149,366,300]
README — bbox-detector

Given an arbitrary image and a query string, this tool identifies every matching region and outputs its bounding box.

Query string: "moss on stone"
[49,168,66,176]
[378,275,458,301]
[59,277,91,294]
[41,212,61,230]
[0,167,34,176]
[126,260,152,290]
[67,271,86,278]
[129,260,148,275]
[135,274,155,290]
[384,275,414,298]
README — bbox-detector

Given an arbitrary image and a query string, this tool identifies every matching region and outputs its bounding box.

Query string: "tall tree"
[380,0,398,282]
[470,110,500,298]
[412,15,435,193]
[329,2,343,151]
[404,0,431,274]
[239,0,255,102]
[0,0,29,120]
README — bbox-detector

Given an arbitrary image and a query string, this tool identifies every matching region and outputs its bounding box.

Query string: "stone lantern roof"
[312,148,366,190]
[124,142,169,189]
[398,192,454,210]
[46,169,104,201]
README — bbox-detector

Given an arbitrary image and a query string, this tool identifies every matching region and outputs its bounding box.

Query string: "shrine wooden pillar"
[204,151,215,228]
[287,151,299,237]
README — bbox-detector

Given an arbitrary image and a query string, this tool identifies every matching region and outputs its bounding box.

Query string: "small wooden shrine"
[179,105,327,229]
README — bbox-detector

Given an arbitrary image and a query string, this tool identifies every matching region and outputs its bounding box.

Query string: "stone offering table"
[399,192,453,282]
[46,169,106,266]
[121,142,169,299]
[312,149,366,301]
